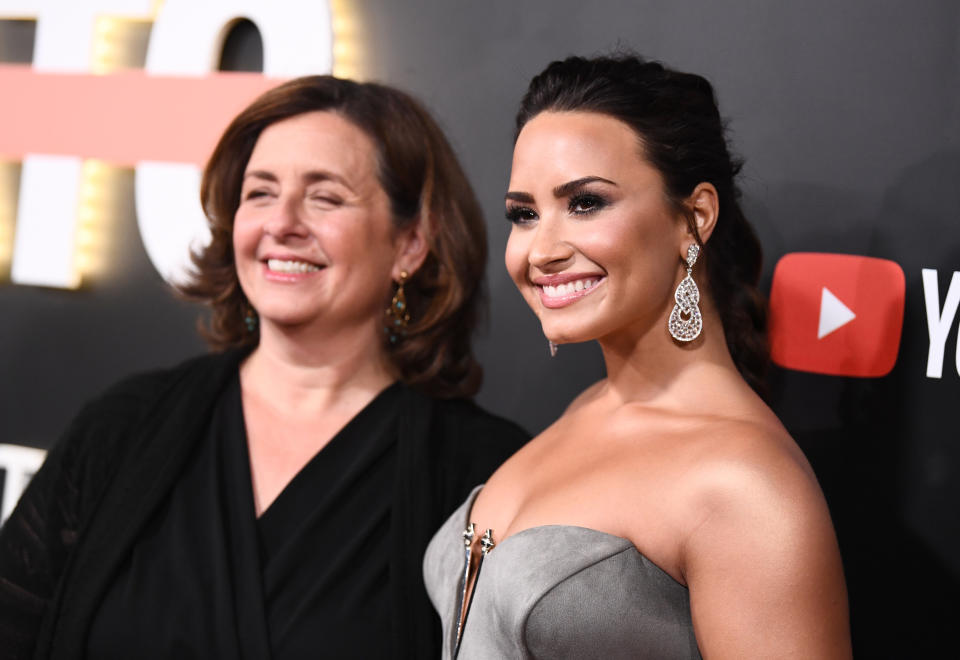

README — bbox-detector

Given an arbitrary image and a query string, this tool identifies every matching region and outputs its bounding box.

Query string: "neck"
[241,318,395,413]
[597,297,737,408]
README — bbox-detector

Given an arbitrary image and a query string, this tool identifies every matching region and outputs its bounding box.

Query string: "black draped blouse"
[86,377,403,659]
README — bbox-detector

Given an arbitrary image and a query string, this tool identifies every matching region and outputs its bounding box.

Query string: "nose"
[263,195,308,240]
[528,216,574,272]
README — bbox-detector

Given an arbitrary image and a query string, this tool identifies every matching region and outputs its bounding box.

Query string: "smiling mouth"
[541,278,601,298]
[265,258,323,274]
[536,277,604,308]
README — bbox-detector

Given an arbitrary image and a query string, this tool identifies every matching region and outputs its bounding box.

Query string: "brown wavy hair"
[516,54,769,394]
[177,76,487,398]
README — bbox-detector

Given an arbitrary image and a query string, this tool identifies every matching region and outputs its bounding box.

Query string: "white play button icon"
[818,287,856,339]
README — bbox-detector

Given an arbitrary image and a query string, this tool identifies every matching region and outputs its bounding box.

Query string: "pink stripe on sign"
[0,65,283,166]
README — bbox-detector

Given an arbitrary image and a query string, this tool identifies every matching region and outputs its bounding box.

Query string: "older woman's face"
[233,111,402,337]
[504,111,688,346]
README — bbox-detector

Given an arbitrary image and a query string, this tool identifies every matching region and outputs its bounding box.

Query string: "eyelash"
[242,191,341,205]
[505,205,537,225]
[310,194,341,205]
[505,193,609,225]
[568,193,607,215]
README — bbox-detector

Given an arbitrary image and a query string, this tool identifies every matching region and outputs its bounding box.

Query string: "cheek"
[599,221,678,303]
[314,226,395,315]
[595,211,674,268]
[231,227,244,255]
[232,213,258,255]
[598,211,645,247]
[325,214,396,276]
[504,228,530,282]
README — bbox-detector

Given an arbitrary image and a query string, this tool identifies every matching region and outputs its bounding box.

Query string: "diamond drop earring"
[668,244,703,342]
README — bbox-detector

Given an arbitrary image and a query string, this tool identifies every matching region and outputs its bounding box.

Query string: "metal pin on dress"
[453,524,495,659]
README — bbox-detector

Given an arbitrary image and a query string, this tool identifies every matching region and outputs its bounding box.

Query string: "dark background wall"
[1,1,958,655]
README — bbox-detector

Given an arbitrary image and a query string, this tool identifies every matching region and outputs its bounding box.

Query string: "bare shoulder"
[684,414,821,521]
[677,415,851,658]
[611,394,818,513]
[678,413,836,587]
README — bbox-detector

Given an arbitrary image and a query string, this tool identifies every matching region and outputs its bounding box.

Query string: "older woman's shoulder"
[428,395,529,446]
[80,350,244,417]
[407,391,529,479]
[52,350,243,472]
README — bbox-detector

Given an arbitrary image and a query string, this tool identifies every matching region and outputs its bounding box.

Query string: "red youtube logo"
[769,253,905,377]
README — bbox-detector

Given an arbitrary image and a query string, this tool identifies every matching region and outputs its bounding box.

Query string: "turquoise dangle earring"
[385,270,410,344]
[244,305,259,333]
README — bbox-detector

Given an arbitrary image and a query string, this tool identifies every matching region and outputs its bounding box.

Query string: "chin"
[258,310,318,330]
[539,319,597,345]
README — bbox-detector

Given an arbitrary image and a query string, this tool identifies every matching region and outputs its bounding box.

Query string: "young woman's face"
[504,111,688,346]
[233,111,403,336]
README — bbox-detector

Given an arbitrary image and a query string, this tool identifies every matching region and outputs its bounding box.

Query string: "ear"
[392,217,430,280]
[679,182,719,258]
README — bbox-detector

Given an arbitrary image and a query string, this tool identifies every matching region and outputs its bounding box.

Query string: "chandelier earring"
[668,243,703,342]
[385,270,411,344]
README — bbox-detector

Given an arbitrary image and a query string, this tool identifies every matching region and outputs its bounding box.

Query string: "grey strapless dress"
[423,487,702,659]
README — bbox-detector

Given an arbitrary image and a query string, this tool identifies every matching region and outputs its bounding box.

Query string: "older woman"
[0,76,527,659]
[425,54,851,659]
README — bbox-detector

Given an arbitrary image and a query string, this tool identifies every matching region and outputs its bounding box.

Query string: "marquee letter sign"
[0,0,334,287]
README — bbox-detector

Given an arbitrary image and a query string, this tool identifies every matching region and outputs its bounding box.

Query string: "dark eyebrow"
[243,169,353,190]
[505,176,616,204]
[302,170,351,188]
[243,169,278,183]
[553,176,617,198]
[505,191,534,203]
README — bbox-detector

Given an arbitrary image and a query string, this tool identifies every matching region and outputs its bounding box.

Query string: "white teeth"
[541,278,600,298]
[267,258,321,274]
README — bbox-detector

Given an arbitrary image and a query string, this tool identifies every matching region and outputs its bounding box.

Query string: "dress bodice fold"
[423,487,702,659]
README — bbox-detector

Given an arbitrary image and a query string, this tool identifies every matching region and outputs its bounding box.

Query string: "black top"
[86,377,403,659]
[0,350,529,660]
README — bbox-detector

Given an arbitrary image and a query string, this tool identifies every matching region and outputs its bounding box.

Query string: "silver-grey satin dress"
[423,486,702,659]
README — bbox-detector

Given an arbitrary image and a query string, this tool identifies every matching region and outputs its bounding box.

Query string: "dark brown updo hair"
[515,54,768,393]
[178,76,487,398]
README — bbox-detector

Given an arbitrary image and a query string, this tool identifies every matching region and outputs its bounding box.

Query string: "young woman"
[0,76,527,660]
[425,55,851,659]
